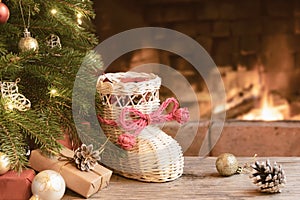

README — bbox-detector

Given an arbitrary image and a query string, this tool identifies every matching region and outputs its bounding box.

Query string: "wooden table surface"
[62,157,300,200]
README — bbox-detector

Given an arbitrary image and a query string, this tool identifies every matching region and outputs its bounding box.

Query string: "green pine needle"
[0,0,100,171]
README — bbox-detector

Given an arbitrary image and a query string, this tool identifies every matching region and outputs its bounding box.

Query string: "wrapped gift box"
[57,132,74,150]
[29,147,112,198]
[0,169,35,200]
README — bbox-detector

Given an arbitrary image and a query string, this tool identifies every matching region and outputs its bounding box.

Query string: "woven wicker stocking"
[97,72,185,182]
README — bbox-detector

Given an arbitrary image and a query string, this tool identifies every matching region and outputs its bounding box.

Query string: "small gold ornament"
[216,153,239,176]
[18,28,39,52]
[0,152,11,175]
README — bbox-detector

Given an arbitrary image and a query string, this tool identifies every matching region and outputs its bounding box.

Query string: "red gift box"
[0,169,35,200]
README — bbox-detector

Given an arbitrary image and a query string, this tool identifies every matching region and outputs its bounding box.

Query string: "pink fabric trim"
[117,133,136,150]
[98,97,189,150]
[119,97,189,135]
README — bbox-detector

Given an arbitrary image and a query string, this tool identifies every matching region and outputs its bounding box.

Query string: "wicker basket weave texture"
[97,72,184,182]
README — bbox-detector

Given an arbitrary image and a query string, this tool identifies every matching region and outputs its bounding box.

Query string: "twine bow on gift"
[98,97,189,150]
[58,140,108,172]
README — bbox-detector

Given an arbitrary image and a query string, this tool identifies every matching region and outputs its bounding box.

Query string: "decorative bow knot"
[119,97,189,135]
[98,97,189,150]
[117,133,136,151]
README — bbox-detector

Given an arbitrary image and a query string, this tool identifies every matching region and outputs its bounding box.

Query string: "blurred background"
[91,0,300,156]
[92,0,300,121]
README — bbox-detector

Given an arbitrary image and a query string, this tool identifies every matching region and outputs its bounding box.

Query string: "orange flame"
[242,91,284,121]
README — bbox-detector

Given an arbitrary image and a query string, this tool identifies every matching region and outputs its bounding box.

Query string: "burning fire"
[242,91,284,121]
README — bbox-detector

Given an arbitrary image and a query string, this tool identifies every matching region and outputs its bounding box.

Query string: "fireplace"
[93,0,300,156]
[94,0,300,119]
[212,62,295,121]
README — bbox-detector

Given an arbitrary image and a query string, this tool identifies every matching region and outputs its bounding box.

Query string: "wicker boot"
[97,72,187,182]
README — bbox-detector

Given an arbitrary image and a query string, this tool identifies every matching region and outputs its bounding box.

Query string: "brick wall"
[139,0,297,67]
[94,0,300,100]
[93,0,300,156]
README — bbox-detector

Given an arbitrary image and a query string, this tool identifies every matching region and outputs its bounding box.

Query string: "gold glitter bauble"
[18,29,39,52]
[215,153,238,176]
[19,36,39,52]
[0,152,10,175]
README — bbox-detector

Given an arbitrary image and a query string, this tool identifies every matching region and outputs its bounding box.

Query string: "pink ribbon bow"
[98,97,189,150]
[119,97,189,135]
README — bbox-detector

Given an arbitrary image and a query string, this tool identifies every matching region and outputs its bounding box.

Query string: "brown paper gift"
[0,169,35,200]
[29,148,112,198]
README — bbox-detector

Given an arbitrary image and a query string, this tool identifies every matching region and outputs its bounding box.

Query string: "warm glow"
[242,91,284,121]
[50,89,58,97]
[51,9,57,15]
[259,97,284,121]
[7,102,14,110]
[50,89,57,94]
[77,18,83,25]
[77,13,83,25]
[77,13,82,19]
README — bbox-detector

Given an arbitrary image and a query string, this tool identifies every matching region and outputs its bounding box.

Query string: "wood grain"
[62,157,300,200]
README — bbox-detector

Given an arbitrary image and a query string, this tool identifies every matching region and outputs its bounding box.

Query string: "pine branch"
[0,0,99,171]
[0,122,27,172]
[6,110,62,153]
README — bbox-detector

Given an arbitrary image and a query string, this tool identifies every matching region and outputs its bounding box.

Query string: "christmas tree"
[0,0,99,172]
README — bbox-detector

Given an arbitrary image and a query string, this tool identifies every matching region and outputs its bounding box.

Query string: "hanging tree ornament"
[46,34,61,49]
[0,152,10,175]
[0,0,10,24]
[19,28,39,52]
[0,78,31,111]
[18,2,38,52]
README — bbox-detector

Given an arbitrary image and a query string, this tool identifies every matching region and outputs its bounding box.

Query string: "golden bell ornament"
[215,153,239,176]
[0,152,10,175]
[18,28,39,52]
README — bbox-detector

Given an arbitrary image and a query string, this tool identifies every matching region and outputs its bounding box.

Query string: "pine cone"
[74,144,101,172]
[250,160,286,193]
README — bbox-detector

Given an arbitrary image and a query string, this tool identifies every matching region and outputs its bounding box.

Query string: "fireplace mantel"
[163,120,300,157]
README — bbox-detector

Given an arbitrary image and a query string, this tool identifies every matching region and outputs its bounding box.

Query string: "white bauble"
[0,152,10,175]
[31,170,65,200]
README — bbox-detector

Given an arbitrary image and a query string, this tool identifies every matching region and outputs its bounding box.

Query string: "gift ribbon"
[58,142,108,172]
[58,156,103,178]
[57,153,105,192]
[98,97,189,150]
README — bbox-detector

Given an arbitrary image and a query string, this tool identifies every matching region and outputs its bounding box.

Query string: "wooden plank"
[62,157,300,199]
